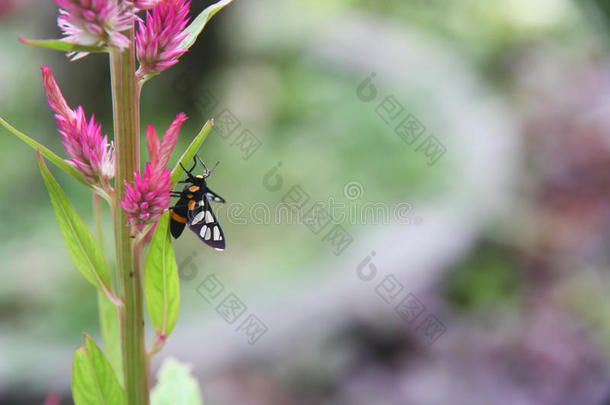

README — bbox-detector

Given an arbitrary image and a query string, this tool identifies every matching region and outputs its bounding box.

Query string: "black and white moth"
[169,156,226,250]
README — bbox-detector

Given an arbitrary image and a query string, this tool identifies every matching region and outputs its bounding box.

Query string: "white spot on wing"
[200,225,208,238]
[204,227,211,240]
[205,210,214,224]
[213,226,220,240]
[192,212,204,224]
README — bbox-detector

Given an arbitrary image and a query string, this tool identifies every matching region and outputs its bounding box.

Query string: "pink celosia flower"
[135,0,190,78]
[54,0,133,54]
[133,0,161,10]
[41,66,115,186]
[119,113,187,230]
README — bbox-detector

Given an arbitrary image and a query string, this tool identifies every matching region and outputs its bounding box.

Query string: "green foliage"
[446,242,522,312]
[170,120,214,185]
[151,358,203,405]
[37,153,114,299]
[72,334,126,405]
[145,211,180,337]
[0,117,96,192]
[18,36,108,54]
[98,292,123,385]
[179,0,234,51]
[142,0,234,83]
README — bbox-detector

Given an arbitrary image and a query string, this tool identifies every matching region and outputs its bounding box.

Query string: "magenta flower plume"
[133,0,161,10]
[119,113,187,230]
[54,0,133,55]
[135,0,191,78]
[41,66,115,187]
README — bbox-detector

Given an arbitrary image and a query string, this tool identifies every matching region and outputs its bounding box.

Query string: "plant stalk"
[93,193,104,253]
[109,26,148,404]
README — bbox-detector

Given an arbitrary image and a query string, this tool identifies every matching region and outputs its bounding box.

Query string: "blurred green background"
[3,0,610,404]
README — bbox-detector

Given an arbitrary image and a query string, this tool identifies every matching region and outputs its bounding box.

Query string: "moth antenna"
[209,161,220,174]
[180,162,195,181]
[196,154,208,171]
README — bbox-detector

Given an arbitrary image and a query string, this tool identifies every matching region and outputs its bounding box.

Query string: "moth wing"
[188,197,226,250]
[205,187,225,203]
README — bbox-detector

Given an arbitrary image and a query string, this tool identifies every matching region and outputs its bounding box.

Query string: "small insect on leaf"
[169,155,226,250]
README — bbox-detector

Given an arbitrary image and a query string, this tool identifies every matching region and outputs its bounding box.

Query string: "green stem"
[93,193,105,254]
[109,26,148,405]
[94,192,124,384]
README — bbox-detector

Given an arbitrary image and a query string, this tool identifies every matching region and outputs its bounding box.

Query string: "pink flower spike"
[119,113,188,231]
[146,124,160,164]
[157,113,187,169]
[41,66,74,124]
[119,165,171,231]
[53,0,134,56]
[41,66,115,186]
[134,0,161,11]
[135,0,191,78]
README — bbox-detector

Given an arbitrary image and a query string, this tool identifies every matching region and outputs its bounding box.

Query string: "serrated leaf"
[151,357,203,405]
[38,153,113,297]
[170,120,214,185]
[1,117,95,191]
[179,0,234,51]
[72,335,126,405]
[98,292,123,385]
[145,211,180,337]
[19,36,108,54]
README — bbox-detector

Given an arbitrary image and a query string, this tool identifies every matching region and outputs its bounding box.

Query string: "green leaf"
[151,357,203,405]
[38,153,114,298]
[170,120,214,185]
[97,292,123,385]
[141,0,233,84]
[1,117,96,192]
[179,0,234,51]
[72,334,126,405]
[145,211,180,337]
[19,36,108,54]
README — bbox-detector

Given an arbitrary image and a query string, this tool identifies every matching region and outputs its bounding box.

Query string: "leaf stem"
[110,24,148,405]
[146,334,166,360]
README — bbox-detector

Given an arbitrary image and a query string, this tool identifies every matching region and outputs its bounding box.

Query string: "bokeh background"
[3,0,610,404]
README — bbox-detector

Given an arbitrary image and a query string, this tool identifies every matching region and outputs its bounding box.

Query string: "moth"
[169,156,226,250]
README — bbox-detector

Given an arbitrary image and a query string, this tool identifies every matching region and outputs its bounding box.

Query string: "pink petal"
[157,113,187,168]
[146,124,160,164]
[41,66,73,122]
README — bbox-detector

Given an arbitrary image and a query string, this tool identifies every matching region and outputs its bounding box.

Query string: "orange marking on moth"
[188,199,197,210]
[171,211,187,223]
[188,185,200,192]
[187,194,193,199]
